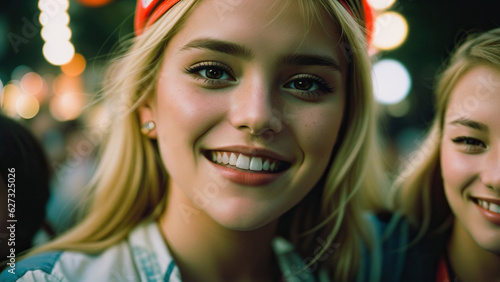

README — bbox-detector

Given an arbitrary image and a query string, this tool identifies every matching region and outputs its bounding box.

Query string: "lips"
[207,151,290,173]
[473,197,500,214]
[203,147,291,173]
[471,196,500,225]
[202,147,292,186]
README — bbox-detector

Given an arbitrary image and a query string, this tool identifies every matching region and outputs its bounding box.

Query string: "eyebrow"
[181,38,253,60]
[449,118,489,132]
[277,54,341,71]
[181,38,341,71]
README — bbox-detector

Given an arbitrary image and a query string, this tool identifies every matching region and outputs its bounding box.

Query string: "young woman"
[391,28,500,281]
[1,0,385,281]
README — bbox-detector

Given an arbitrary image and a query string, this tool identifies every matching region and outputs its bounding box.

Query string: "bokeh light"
[32,79,49,103]
[49,91,85,121]
[50,74,86,121]
[39,0,75,66]
[16,94,40,119]
[38,0,69,12]
[11,65,32,81]
[367,0,396,10]
[61,53,86,77]
[41,25,72,42]
[39,11,70,27]
[373,12,408,50]
[20,72,43,95]
[43,41,75,66]
[373,59,412,105]
[1,84,21,117]
[53,74,83,95]
[75,0,114,7]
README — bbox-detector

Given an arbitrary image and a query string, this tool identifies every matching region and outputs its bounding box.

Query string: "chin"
[215,216,276,232]
[208,204,280,232]
[475,235,500,255]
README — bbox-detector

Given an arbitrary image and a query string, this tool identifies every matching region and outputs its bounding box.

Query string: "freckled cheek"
[294,109,343,164]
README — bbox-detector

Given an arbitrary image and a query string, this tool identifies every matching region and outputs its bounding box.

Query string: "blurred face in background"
[441,65,500,253]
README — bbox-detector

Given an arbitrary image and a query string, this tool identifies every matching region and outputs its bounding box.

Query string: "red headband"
[135,0,373,42]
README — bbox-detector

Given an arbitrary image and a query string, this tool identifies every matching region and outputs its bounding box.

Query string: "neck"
[159,184,278,282]
[447,220,500,282]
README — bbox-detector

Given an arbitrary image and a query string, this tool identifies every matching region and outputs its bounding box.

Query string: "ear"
[138,102,158,138]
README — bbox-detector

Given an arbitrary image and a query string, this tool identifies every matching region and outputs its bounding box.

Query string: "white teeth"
[489,203,500,214]
[249,157,263,171]
[235,154,250,170]
[262,159,270,171]
[477,199,500,214]
[270,161,276,171]
[229,153,237,165]
[222,152,229,164]
[478,200,489,209]
[210,151,284,172]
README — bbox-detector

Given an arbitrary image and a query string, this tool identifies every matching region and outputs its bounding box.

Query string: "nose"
[228,78,282,136]
[480,145,500,193]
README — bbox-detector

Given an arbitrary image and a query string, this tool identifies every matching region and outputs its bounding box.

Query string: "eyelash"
[185,61,235,86]
[185,61,334,99]
[451,136,487,153]
[283,74,334,99]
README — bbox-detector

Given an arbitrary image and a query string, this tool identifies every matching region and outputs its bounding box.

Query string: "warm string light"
[36,0,88,120]
[0,76,43,120]
[372,12,408,51]
[75,0,114,7]
[61,53,86,77]
[366,0,412,107]
[16,94,40,119]
[39,0,75,66]
[372,59,411,105]
[49,74,86,121]
[1,71,86,120]
[1,84,21,117]
[367,0,396,11]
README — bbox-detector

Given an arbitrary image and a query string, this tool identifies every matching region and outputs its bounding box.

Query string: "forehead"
[445,65,500,120]
[168,0,345,66]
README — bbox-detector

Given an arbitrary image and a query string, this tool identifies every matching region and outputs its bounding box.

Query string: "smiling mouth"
[473,198,500,214]
[204,150,291,173]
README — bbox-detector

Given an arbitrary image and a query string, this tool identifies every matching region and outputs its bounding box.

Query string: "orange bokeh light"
[20,72,43,95]
[49,91,86,121]
[61,53,86,77]
[53,74,83,95]
[1,84,21,117]
[75,0,113,7]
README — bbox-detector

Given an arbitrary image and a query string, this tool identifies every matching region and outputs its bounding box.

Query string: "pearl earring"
[141,121,156,135]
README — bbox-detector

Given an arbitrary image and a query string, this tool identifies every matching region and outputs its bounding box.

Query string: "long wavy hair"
[393,28,500,239]
[31,0,384,280]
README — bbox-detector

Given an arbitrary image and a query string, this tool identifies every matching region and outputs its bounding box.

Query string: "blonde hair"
[394,27,500,238]
[31,0,384,280]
